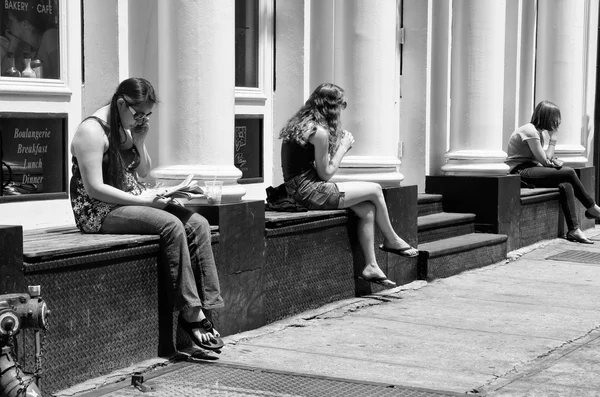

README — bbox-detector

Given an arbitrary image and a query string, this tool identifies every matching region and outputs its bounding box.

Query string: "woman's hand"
[131,117,150,145]
[139,188,186,208]
[138,189,170,208]
[340,130,355,153]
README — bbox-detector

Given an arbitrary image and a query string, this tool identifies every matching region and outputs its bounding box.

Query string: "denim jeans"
[518,166,595,230]
[100,203,223,312]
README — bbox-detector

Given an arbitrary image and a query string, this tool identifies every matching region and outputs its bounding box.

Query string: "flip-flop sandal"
[356,276,397,287]
[178,316,224,351]
[378,244,419,258]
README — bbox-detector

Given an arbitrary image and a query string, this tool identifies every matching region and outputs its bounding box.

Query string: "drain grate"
[82,361,463,397]
[546,250,600,264]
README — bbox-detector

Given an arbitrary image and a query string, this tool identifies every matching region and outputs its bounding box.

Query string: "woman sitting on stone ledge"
[279,82,418,288]
[506,100,600,244]
[69,77,224,354]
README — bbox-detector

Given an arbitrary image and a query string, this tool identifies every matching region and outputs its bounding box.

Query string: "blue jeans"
[517,166,595,230]
[100,203,223,312]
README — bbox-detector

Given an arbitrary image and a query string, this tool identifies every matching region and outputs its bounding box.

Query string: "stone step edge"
[418,212,476,231]
[418,233,508,259]
[417,193,443,204]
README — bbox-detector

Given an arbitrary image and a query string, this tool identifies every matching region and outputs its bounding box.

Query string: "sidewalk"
[59,227,600,397]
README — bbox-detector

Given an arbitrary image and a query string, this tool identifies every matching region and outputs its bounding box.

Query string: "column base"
[442,150,509,176]
[151,165,246,203]
[553,144,588,168]
[331,155,404,187]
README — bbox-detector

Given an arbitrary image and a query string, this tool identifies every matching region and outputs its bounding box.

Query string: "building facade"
[0,0,598,229]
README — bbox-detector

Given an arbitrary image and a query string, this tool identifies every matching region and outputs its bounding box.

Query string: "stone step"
[418,212,476,243]
[417,193,444,216]
[417,232,508,280]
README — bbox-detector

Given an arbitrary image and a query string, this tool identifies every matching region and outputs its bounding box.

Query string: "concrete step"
[418,212,476,243]
[418,232,508,280]
[417,193,444,216]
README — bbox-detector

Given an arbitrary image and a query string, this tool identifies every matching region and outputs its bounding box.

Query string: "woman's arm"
[310,126,354,181]
[545,130,559,160]
[525,138,553,167]
[71,120,166,207]
[130,119,152,178]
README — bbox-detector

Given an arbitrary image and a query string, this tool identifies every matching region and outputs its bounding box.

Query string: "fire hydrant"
[0,286,50,397]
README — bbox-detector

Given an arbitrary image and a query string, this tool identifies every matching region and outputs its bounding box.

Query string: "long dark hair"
[279,82,345,156]
[106,77,157,189]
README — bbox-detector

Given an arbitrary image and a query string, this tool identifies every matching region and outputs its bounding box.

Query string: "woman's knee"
[561,167,579,181]
[187,213,211,234]
[161,217,187,243]
[352,201,376,220]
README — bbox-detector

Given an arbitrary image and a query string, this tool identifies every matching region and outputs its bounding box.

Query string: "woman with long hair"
[280,83,418,288]
[506,100,600,243]
[70,77,224,353]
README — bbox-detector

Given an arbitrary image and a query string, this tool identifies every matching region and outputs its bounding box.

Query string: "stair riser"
[418,242,507,280]
[418,223,474,244]
[418,202,443,217]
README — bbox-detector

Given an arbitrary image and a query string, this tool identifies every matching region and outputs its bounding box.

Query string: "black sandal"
[178,316,224,351]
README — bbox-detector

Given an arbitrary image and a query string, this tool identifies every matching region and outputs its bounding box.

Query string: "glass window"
[0,0,60,80]
[235,0,259,88]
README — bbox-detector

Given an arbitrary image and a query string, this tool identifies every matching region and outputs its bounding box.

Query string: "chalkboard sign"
[234,115,263,183]
[0,112,68,202]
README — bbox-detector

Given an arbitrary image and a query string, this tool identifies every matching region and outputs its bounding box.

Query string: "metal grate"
[546,250,600,264]
[82,362,464,397]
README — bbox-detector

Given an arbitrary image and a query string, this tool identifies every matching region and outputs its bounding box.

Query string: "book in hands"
[161,174,205,200]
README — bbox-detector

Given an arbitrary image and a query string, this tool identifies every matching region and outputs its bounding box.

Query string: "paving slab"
[484,329,600,396]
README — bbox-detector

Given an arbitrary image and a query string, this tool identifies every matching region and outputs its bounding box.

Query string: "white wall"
[400,0,430,190]
[272,0,306,186]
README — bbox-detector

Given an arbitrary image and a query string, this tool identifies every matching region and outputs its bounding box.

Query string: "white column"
[442,0,509,175]
[151,0,245,202]
[310,0,402,186]
[536,0,587,166]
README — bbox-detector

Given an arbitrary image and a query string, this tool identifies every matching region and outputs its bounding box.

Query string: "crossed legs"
[519,166,600,240]
[336,181,417,281]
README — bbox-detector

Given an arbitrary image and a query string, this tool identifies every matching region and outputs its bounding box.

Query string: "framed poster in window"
[234,115,263,184]
[0,112,68,202]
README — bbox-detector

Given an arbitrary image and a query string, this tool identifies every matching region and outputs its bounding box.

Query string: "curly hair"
[279,82,346,156]
[105,77,158,190]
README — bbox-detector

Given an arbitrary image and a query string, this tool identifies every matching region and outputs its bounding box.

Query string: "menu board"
[0,112,67,201]
[234,115,263,183]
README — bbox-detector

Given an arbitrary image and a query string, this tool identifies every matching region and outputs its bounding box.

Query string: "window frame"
[235,0,272,102]
[0,0,71,96]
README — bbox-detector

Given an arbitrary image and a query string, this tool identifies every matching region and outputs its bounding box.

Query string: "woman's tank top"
[281,140,315,182]
[69,116,144,233]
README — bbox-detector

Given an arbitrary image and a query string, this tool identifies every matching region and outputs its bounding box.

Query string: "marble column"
[152,0,245,202]
[441,0,509,176]
[310,0,403,186]
[535,0,587,166]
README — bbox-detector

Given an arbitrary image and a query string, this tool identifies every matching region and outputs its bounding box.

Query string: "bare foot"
[360,263,396,286]
[182,308,220,344]
[381,237,418,257]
